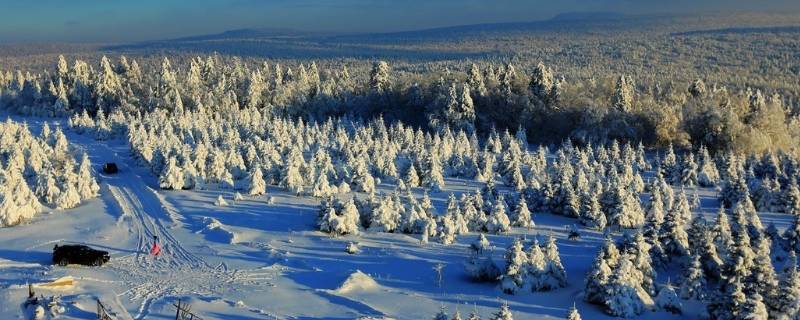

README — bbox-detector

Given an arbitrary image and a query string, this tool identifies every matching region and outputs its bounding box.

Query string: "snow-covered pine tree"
[697,146,720,187]
[75,153,100,199]
[739,293,769,320]
[423,152,446,192]
[500,238,529,294]
[611,75,634,113]
[281,147,306,195]
[679,153,698,186]
[579,188,606,230]
[773,252,800,319]
[486,195,511,234]
[405,165,420,188]
[55,161,82,210]
[511,197,533,229]
[247,165,266,196]
[540,235,567,290]
[489,302,514,320]
[679,254,707,300]
[584,238,619,304]
[565,304,581,320]
[628,232,656,295]
[660,192,691,259]
[747,234,779,313]
[159,156,185,190]
[783,180,800,216]
[608,182,644,228]
[603,255,651,318]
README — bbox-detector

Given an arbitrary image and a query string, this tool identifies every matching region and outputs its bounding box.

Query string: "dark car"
[52,244,110,267]
[103,163,118,174]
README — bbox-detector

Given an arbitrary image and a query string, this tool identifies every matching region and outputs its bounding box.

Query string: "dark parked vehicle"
[52,244,110,266]
[103,163,118,174]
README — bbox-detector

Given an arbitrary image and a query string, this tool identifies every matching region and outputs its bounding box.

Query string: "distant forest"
[0,12,799,155]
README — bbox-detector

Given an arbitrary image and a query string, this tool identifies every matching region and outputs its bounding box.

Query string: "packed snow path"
[79,139,277,319]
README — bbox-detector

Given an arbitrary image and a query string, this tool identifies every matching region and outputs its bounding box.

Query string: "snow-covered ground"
[0,117,793,319]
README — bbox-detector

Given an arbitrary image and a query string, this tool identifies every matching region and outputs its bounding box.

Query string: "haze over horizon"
[2,0,800,43]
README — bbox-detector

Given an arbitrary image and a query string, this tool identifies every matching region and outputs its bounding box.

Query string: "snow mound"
[336,270,379,294]
[197,217,239,244]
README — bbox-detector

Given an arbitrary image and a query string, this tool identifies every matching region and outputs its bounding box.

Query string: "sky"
[1,0,799,43]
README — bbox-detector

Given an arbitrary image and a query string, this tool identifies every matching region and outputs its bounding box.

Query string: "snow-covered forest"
[0,119,98,226]
[1,11,800,320]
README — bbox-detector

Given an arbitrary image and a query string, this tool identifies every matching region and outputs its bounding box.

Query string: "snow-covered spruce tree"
[773,252,800,319]
[753,178,781,213]
[369,61,391,94]
[526,238,546,289]
[529,62,555,109]
[511,197,533,229]
[721,174,749,208]
[539,235,567,290]
[584,238,619,304]
[351,155,376,194]
[159,156,185,190]
[785,212,800,255]
[490,302,514,320]
[423,152,446,192]
[607,182,645,228]
[247,165,266,196]
[579,188,606,230]
[486,195,511,234]
[281,146,306,195]
[714,207,735,259]
[655,281,682,314]
[76,152,100,199]
[660,191,691,260]
[747,234,779,313]
[566,304,581,320]
[405,165,420,188]
[708,273,748,320]
[603,255,652,318]
[660,144,679,184]
[739,293,770,320]
[55,161,82,210]
[611,75,634,113]
[679,153,698,187]
[34,166,61,206]
[438,211,457,245]
[500,238,529,294]
[697,146,720,187]
[628,232,656,295]
[782,180,800,216]
[311,172,337,198]
[679,254,707,300]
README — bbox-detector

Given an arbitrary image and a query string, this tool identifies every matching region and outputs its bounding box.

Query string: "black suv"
[52,244,110,266]
[103,163,118,174]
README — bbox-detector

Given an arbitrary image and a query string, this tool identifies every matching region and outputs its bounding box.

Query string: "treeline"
[0,54,797,155]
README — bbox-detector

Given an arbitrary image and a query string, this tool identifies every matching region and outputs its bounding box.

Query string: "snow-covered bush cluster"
[432,301,517,320]
[0,120,98,226]
[498,236,567,293]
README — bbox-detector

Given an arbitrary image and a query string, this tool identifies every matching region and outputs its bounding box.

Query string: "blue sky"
[0,0,798,43]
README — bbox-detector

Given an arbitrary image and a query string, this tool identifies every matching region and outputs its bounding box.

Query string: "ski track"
[87,143,273,319]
